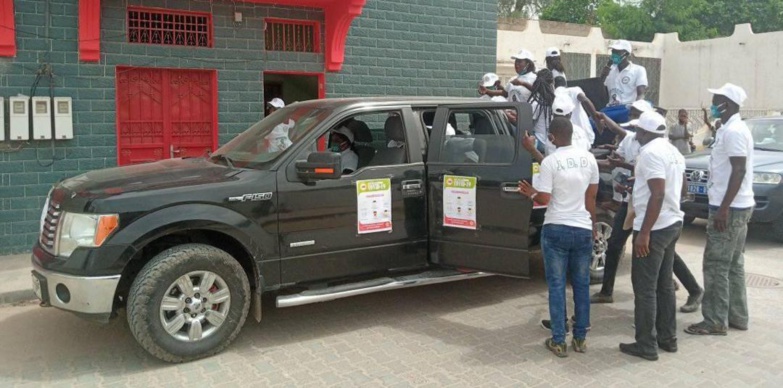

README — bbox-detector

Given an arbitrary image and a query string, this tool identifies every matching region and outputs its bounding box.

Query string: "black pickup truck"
[30,97,604,362]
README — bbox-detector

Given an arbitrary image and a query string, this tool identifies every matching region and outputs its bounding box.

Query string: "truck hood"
[60,158,241,198]
[684,149,783,173]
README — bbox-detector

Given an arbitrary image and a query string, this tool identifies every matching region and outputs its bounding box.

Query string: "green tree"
[498,0,554,19]
[539,0,605,25]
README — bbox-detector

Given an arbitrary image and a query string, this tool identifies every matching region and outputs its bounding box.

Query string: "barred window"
[264,19,319,53]
[128,7,212,48]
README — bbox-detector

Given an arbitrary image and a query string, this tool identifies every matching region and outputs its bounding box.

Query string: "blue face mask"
[517,69,528,76]
[330,145,341,153]
[611,53,624,65]
[710,103,725,119]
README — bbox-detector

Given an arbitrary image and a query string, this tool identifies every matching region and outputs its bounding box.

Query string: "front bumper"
[31,261,120,320]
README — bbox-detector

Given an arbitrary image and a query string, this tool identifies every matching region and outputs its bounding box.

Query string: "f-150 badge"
[227,192,273,202]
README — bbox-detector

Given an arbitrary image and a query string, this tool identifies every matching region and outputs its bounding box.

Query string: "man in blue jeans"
[519,117,599,358]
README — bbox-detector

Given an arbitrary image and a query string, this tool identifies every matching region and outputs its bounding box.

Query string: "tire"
[590,211,626,285]
[683,215,696,226]
[127,244,251,363]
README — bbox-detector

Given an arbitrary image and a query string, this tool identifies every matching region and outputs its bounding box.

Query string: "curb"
[0,289,37,306]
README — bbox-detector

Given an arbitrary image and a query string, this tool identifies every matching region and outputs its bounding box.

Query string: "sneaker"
[572,338,587,353]
[680,288,704,313]
[541,319,570,333]
[590,292,613,304]
[619,342,658,361]
[657,339,678,353]
[545,338,568,358]
[684,322,727,336]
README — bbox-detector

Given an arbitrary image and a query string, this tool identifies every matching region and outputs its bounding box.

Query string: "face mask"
[330,145,341,153]
[710,103,726,119]
[517,69,528,76]
[611,53,625,65]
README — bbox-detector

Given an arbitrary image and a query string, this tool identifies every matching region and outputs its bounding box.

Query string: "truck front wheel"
[127,244,251,363]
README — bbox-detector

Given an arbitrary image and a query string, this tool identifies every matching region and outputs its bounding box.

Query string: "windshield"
[210,105,333,168]
[749,120,783,152]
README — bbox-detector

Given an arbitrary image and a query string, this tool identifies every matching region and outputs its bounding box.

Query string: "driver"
[330,126,359,174]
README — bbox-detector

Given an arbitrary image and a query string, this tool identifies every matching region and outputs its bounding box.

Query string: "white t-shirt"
[613,132,642,202]
[556,86,595,146]
[552,69,567,81]
[265,120,295,152]
[708,114,755,208]
[571,123,592,151]
[535,145,600,230]
[341,149,359,173]
[480,95,508,102]
[506,73,537,103]
[632,137,686,231]
[604,62,648,106]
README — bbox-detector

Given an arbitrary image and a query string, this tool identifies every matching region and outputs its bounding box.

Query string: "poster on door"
[531,162,547,209]
[443,175,477,230]
[356,178,393,234]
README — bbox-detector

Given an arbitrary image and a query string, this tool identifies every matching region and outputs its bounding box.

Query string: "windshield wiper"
[754,146,782,152]
[211,154,235,168]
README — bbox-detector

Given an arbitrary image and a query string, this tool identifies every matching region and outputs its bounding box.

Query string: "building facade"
[0,0,498,255]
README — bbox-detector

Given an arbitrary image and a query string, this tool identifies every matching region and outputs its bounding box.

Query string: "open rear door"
[426,102,535,277]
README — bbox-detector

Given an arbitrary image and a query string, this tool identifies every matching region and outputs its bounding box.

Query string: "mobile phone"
[614,172,631,186]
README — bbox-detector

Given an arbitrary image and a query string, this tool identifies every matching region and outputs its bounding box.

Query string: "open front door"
[426,102,535,277]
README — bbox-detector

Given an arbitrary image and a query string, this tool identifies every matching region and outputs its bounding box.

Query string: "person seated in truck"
[597,40,648,127]
[477,73,508,102]
[329,126,359,174]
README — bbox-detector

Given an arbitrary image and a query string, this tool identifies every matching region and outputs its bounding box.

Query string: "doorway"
[262,71,324,117]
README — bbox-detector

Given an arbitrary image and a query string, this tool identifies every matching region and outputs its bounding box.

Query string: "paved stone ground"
[1,221,782,387]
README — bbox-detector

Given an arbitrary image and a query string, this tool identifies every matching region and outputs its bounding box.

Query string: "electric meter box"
[32,96,52,140]
[54,97,74,140]
[9,96,30,141]
[0,97,5,141]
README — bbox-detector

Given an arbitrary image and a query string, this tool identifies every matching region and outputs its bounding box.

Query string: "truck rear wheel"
[127,244,250,363]
[591,212,625,285]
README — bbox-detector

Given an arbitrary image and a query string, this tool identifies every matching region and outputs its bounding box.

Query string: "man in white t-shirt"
[264,98,295,152]
[552,93,591,151]
[686,83,754,337]
[618,111,685,361]
[478,73,508,102]
[519,117,599,358]
[554,80,598,148]
[599,40,649,125]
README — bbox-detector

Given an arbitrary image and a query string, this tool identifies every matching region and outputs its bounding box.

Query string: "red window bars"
[264,19,320,53]
[127,7,212,48]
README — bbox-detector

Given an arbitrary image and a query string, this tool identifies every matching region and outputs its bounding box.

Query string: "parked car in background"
[682,116,783,241]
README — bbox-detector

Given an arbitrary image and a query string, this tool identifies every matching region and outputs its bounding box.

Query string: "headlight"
[56,212,119,257]
[753,172,783,185]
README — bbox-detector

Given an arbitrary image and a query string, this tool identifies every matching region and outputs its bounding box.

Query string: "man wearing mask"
[519,117,599,358]
[620,111,685,361]
[330,126,359,174]
[599,40,648,125]
[685,84,754,336]
[477,73,507,102]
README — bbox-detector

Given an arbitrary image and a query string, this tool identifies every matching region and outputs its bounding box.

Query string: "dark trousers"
[674,252,701,295]
[632,222,682,354]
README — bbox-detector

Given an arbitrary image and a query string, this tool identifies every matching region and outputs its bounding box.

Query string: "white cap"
[708,83,748,107]
[267,97,285,109]
[332,126,354,144]
[481,72,500,87]
[621,119,640,128]
[552,93,575,116]
[545,47,561,58]
[634,111,667,134]
[609,39,633,54]
[630,99,654,113]
[511,49,534,61]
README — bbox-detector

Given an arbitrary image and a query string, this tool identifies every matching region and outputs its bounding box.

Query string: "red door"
[116,67,217,166]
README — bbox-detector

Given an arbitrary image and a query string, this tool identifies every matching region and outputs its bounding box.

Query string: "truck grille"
[40,201,61,253]
[685,169,709,184]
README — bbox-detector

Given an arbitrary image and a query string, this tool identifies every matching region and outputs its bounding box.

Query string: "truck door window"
[439,108,516,165]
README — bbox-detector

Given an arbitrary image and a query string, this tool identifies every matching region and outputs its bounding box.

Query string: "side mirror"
[702,137,714,147]
[296,152,342,181]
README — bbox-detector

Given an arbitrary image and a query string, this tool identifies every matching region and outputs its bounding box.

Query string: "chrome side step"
[276,270,492,308]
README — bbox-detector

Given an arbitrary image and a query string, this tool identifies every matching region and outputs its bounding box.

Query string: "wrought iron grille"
[128,7,212,48]
[264,19,319,53]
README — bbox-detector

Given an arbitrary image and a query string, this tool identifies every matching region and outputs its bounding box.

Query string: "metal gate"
[116,67,217,166]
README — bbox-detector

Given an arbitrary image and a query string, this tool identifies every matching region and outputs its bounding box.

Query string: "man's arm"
[634,178,665,257]
[714,156,747,232]
[636,85,647,101]
[586,183,599,232]
[577,93,599,118]
[522,134,544,163]
[594,112,628,140]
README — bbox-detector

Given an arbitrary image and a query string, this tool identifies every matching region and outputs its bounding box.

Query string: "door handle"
[501,182,520,193]
[402,180,422,190]
[170,145,181,158]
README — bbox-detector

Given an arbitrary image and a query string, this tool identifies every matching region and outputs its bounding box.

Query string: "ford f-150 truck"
[30,97,611,362]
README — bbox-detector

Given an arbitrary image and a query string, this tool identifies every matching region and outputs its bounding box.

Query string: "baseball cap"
[510,49,534,61]
[609,40,633,54]
[552,93,575,116]
[630,99,654,113]
[481,73,500,87]
[332,126,354,144]
[634,111,667,134]
[267,97,285,109]
[621,119,640,129]
[708,83,748,107]
[545,47,561,58]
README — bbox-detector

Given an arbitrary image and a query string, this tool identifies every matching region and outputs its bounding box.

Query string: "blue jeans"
[541,224,593,343]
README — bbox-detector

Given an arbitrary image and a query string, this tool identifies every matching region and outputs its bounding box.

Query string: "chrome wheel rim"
[159,271,231,342]
[592,221,613,272]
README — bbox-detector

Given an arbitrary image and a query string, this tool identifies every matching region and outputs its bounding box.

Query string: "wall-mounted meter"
[0,97,5,141]
[53,97,74,140]
[32,96,52,140]
[9,95,30,141]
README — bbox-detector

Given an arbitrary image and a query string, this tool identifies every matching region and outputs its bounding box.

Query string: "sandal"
[684,322,727,336]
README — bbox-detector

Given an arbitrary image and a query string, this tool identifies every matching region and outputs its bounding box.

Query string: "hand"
[505,110,518,124]
[607,155,624,167]
[593,112,606,123]
[713,206,729,232]
[634,231,651,258]
[614,183,627,194]
[518,180,536,198]
[592,223,600,240]
[522,134,537,153]
[600,65,611,78]
[511,78,524,86]
[478,84,487,95]
[598,143,618,150]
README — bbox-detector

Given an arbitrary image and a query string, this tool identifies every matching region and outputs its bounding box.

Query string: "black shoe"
[619,343,659,361]
[680,288,703,313]
[590,292,614,304]
[657,339,678,353]
[541,319,570,333]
